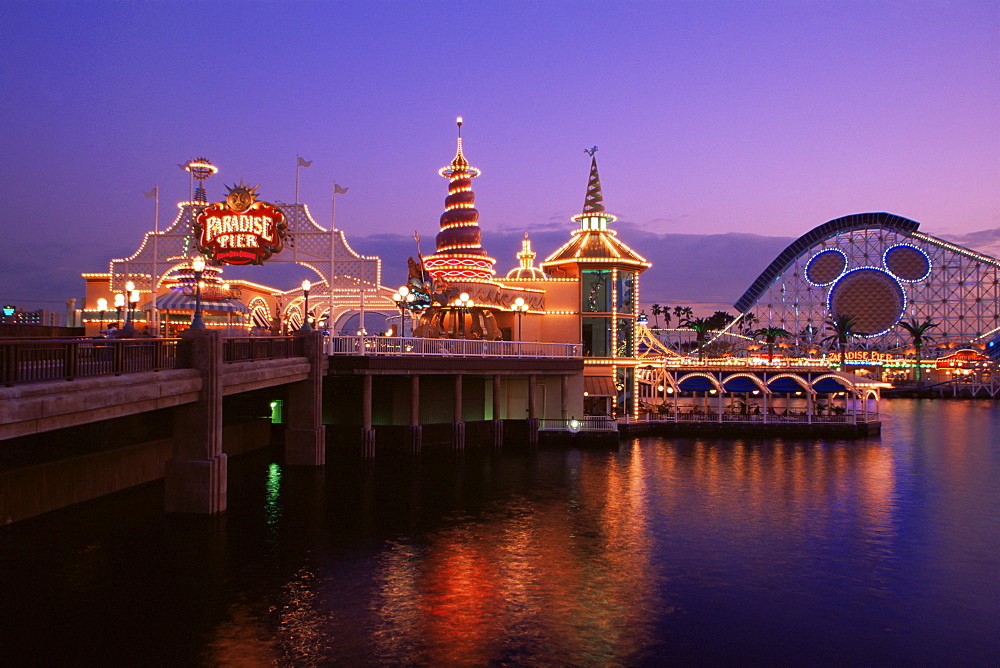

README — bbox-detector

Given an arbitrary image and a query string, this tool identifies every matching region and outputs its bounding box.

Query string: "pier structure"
[0,333,582,524]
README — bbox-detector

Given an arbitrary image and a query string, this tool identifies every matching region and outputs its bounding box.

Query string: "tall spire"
[572,147,617,231]
[421,117,496,282]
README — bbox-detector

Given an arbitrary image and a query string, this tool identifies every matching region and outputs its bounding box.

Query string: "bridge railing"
[622,412,875,425]
[1,338,181,386]
[223,336,305,363]
[326,335,582,358]
[538,416,618,432]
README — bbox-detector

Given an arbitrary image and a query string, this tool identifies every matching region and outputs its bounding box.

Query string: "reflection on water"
[0,400,997,665]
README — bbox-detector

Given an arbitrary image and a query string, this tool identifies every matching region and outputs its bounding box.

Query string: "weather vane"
[584,146,598,156]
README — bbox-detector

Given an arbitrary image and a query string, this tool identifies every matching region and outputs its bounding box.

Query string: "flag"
[334,183,349,194]
[297,157,313,167]
[143,187,158,198]
[178,164,187,170]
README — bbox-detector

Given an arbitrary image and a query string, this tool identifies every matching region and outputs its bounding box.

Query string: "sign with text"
[195,183,286,265]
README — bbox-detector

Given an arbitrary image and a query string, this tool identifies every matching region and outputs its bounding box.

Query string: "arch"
[675,372,723,393]
[247,297,271,329]
[721,373,769,393]
[766,373,814,394]
[811,373,857,395]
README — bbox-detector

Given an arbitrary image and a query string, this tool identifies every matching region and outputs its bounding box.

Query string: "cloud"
[941,228,1000,258]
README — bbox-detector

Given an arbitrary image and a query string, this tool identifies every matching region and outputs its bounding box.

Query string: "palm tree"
[821,313,859,368]
[674,305,693,323]
[680,316,713,361]
[739,311,759,335]
[754,326,792,361]
[897,318,938,385]
[651,303,662,328]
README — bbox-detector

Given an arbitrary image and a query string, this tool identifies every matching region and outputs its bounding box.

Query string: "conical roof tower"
[421,118,497,283]
[540,149,650,274]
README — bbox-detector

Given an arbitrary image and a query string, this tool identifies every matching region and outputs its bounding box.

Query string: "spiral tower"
[421,118,496,282]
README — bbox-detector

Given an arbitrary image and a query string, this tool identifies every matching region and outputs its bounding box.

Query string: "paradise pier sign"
[195,182,286,265]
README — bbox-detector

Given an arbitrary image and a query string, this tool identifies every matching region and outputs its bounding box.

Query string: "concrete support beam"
[561,375,569,420]
[492,374,503,448]
[452,374,464,450]
[362,374,375,458]
[527,374,538,446]
[407,375,422,453]
[166,330,227,514]
[285,331,326,466]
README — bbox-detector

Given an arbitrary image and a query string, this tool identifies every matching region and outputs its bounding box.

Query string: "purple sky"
[2,1,997,316]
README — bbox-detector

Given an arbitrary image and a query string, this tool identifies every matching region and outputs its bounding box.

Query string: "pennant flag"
[297,157,313,167]
[143,187,158,198]
[333,183,349,194]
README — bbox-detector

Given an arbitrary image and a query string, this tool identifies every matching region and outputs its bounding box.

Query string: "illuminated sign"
[195,183,286,265]
[832,350,894,364]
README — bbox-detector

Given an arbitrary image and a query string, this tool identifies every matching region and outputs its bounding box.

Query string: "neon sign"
[195,183,286,265]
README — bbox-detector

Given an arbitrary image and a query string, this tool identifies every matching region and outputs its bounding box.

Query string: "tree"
[651,303,662,328]
[897,318,938,385]
[680,316,713,361]
[821,313,859,368]
[754,326,792,361]
[707,310,735,330]
[673,305,693,322]
[739,311,759,335]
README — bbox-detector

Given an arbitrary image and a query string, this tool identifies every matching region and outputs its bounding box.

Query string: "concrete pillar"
[407,374,422,453]
[361,374,375,458]
[492,374,503,448]
[453,373,465,450]
[560,375,569,420]
[285,330,326,466]
[166,329,227,514]
[527,374,539,446]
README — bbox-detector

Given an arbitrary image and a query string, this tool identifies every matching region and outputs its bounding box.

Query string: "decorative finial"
[585,146,598,157]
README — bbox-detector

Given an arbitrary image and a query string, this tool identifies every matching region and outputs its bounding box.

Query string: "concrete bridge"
[0,333,582,524]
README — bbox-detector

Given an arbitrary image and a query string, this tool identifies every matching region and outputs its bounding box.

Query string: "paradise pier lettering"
[202,215,276,242]
[195,197,286,266]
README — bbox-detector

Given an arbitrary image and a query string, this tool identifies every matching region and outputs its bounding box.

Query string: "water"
[1,399,997,666]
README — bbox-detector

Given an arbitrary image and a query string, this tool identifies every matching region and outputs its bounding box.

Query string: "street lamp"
[97,297,108,334]
[190,255,206,330]
[124,281,135,325]
[129,287,140,329]
[511,297,529,341]
[114,293,125,328]
[392,287,409,337]
[454,292,474,338]
[300,279,311,331]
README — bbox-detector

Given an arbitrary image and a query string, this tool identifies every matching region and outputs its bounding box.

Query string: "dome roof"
[505,266,548,280]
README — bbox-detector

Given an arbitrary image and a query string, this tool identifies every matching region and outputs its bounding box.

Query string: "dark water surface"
[2,399,998,666]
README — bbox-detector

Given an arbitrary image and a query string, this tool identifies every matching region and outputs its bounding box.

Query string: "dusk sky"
[3,1,997,315]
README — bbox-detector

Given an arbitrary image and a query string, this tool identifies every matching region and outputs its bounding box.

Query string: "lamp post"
[190,255,206,330]
[454,292,474,338]
[114,293,125,329]
[300,279,311,331]
[392,286,409,337]
[511,297,529,341]
[124,281,135,326]
[129,287,140,330]
[97,297,108,334]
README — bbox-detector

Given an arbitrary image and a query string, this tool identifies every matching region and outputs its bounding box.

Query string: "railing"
[326,335,582,358]
[621,412,878,425]
[1,338,181,386]
[223,336,305,363]
[538,416,618,433]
